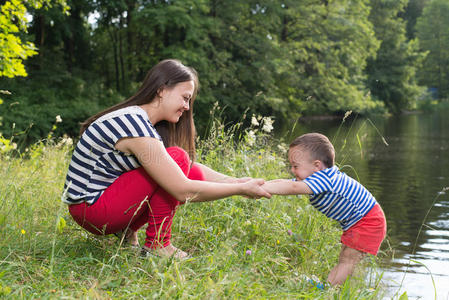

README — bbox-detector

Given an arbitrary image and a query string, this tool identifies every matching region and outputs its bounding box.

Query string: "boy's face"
[288,146,323,180]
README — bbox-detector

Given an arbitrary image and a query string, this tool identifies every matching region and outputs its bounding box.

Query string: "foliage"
[274,0,384,117]
[366,0,425,114]
[0,0,444,144]
[400,0,431,39]
[416,0,449,100]
[0,0,69,78]
[0,66,123,144]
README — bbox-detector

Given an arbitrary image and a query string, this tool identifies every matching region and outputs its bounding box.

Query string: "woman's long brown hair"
[80,59,199,161]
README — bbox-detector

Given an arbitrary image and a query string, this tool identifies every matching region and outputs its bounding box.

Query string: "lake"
[280,110,449,299]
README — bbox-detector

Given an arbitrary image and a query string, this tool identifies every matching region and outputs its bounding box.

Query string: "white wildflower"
[58,134,73,147]
[277,143,287,154]
[251,115,259,126]
[55,115,62,123]
[262,116,274,133]
[247,130,256,146]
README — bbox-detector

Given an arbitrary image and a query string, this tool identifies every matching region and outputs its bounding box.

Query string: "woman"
[62,59,270,258]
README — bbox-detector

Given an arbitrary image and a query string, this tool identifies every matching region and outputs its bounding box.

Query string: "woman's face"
[159,80,195,123]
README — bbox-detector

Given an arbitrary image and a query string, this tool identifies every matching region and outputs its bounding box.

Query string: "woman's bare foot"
[142,244,189,259]
[124,230,139,247]
[115,229,139,247]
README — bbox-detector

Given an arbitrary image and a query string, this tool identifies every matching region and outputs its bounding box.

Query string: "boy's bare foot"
[141,244,189,259]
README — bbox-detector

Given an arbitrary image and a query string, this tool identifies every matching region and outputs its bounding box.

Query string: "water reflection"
[282,110,449,299]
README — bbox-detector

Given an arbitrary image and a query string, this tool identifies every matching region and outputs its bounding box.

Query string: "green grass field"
[0,124,388,299]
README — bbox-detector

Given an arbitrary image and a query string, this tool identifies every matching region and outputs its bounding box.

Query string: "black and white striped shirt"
[62,106,162,204]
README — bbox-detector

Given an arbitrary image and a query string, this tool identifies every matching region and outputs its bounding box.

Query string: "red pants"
[68,147,204,248]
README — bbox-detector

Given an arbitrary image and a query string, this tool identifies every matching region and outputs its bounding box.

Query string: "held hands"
[241,178,272,199]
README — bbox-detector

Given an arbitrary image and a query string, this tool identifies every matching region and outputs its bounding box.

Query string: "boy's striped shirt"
[302,166,376,231]
[62,106,162,205]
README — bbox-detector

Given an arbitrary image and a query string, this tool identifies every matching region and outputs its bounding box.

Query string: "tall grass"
[0,118,387,299]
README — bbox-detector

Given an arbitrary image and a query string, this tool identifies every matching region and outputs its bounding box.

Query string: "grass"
[0,120,387,299]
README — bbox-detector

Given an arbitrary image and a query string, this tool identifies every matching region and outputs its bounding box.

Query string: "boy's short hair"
[289,133,335,168]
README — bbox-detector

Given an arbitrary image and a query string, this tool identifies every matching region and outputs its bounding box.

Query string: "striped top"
[61,106,162,205]
[302,166,376,231]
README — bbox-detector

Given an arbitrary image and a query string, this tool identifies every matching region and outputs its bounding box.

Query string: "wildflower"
[262,116,274,133]
[21,229,26,235]
[0,89,12,95]
[251,115,259,126]
[343,110,352,121]
[276,240,280,245]
[58,134,73,147]
[246,249,252,255]
[277,144,287,154]
[55,115,62,123]
[247,130,256,146]
[287,229,293,236]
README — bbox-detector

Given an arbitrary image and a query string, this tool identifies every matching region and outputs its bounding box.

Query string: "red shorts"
[340,203,386,255]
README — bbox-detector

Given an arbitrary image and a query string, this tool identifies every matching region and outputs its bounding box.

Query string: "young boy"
[262,133,386,286]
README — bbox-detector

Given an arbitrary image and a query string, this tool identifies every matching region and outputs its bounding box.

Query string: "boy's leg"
[327,245,365,286]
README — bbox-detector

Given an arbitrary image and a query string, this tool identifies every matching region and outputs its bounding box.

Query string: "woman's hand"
[241,179,272,199]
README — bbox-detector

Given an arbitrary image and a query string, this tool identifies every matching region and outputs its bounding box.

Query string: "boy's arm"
[262,179,313,195]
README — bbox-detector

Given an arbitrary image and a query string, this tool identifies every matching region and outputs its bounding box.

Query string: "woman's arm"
[262,179,313,195]
[193,162,251,183]
[115,137,271,202]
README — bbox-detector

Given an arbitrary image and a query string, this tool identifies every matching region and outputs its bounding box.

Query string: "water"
[280,110,449,299]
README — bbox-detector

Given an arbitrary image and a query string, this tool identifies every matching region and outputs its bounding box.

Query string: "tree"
[416,0,449,100]
[366,0,424,114]
[0,0,69,78]
[400,0,431,39]
[273,0,382,118]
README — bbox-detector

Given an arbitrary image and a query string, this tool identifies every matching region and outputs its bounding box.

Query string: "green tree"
[401,0,431,39]
[274,0,382,118]
[0,0,68,78]
[0,0,38,77]
[366,0,424,114]
[416,0,449,100]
